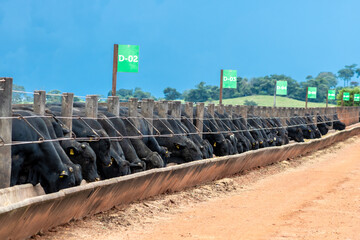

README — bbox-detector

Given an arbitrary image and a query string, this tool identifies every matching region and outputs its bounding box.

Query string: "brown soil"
[32,136,360,240]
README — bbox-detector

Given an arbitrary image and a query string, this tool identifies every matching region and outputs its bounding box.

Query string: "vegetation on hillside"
[12,64,360,106]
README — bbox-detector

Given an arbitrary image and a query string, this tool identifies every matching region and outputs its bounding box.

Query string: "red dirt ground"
[32,135,360,240]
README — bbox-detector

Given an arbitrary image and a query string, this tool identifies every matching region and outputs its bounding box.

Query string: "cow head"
[64,141,100,182]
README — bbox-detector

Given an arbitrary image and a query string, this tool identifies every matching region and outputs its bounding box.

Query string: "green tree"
[46,89,62,103]
[336,87,360,106]
[133,87,153,100]
[338,64,357,87]
[12,84,30,103]
[183,82,210,102]
[163,87,182,100]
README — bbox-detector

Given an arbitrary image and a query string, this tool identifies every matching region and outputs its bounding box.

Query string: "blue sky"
[1,0,359,98]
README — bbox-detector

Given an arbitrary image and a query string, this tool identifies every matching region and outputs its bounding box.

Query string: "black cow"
[202,110,231,156]
[333,113,346,130]
[152,111,202,164]
[180,110,213,159]
[11,110,79,193]
[232,114,259,150]
[48,115,100,182]
[316,114,329,136]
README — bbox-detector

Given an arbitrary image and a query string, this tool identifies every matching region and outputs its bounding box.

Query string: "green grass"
[208,95,336,108]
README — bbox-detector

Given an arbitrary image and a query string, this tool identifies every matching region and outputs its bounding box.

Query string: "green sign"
[354,94,360,102]
[343,92,350,101]
[328,90,336,100]
[117,45,139,72]
[222,70,237,88]
[276,81,287,95]
[307,87,317,99]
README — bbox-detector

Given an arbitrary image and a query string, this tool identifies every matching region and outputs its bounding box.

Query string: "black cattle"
[13,106,98,183]
[214,112,254,153]
[316,114,329,136]
[48,105,112,168]
[304,114,321,138]
[97,111,150,172]
[287,116,314,139]
[232,114,259,150]
[180,110,213,159]
[48,115,100,182]
[286,117,304,142]
[202,110,231,156]
[11,110,79,193]
[333,113,346,130]
[264,118,289,146]
[152,111,203,164]
[247,115,270,148]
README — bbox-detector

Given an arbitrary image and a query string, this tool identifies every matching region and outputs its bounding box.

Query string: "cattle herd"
[10,103,346,193]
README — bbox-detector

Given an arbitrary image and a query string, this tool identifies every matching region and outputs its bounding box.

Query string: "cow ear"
[67,147,78,156]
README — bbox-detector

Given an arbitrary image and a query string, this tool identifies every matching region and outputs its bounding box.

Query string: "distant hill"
[208,95,336,108]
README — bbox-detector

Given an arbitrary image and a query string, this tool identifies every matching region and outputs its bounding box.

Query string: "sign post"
[342,92,350,106]
[327,89,336,108]
[112,44,140,96]
[219,69,237,104]
[274,81,287,107]
[354,94,360,105]
[306,87,317,108]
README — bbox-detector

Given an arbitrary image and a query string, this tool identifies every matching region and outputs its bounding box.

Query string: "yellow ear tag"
[176,145,180,149]
[213,142,216,147]
[69,149,74,155]
[59,175,64,178]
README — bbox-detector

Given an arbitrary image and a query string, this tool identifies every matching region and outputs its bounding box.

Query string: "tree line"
[12,64,360,106]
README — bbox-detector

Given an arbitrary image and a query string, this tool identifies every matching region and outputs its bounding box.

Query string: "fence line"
[0,113,357,147]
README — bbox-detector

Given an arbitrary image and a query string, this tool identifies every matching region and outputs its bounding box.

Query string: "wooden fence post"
[196,103,204,138]
[61,93,74,135]
[85,95,98,119]
[169,101,181,120]
[224,104,233,117]
[107,96,120,116]
[156,101,168,119]
[185,102,194,122]
[33,90,46,115]
[141,99,154,134]
[0,77,13,188]
[216,103,224,115]
[207,103,215,117]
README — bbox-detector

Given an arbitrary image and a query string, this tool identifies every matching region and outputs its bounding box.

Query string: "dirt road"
[33,136,360,240]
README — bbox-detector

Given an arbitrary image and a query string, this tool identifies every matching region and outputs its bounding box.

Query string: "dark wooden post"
[0,77,13,188]
[273,80,277,107]
[305,86,308,109]
[33,90,46,115]
[112,44,118,96]
[219,69,223,104]
[61,93,74,135]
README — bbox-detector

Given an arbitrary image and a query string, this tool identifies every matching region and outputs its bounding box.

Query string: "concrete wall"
[1,124,360,240]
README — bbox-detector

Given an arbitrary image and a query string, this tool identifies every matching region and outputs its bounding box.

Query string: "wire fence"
[0,110,357,147]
